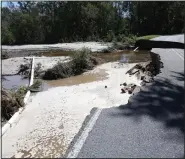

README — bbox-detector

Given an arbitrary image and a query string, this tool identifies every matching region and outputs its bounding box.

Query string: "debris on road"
[123,82,127,86]
[132,85,141,95]
[126,52,163,84]
[121,82,139,94]
[121,88,126,93]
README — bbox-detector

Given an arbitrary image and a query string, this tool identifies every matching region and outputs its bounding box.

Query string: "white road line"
[67,108,102,158]
[174,49,184,57]
[173,49,184,60]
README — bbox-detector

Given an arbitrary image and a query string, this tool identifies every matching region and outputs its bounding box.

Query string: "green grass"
[136,35,160,40]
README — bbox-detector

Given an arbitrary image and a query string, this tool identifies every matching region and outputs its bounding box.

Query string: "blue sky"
[2,2,18,8]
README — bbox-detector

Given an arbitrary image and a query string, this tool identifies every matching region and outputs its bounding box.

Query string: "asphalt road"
[74,35,184,158]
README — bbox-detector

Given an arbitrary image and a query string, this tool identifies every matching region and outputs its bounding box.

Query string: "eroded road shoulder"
[75,34,184,158]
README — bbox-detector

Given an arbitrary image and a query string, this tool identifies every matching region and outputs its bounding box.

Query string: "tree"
[1,2,185,45]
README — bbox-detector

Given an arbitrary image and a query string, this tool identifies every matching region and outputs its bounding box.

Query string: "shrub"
[113,42,127,50]
[71,48,94,74]
[29,79,42,91]
[34,63,45,78]
[111,34,137,50]
[2,86,26,120]
[43,62,73,80]
[116,34,126,42]
[43,48,101,80]
[101,47,115,53]
[2,52,9,59]
[104,30,116,42]
[123,35,137,46]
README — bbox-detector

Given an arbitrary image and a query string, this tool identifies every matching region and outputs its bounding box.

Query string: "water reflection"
[2,75,29,90]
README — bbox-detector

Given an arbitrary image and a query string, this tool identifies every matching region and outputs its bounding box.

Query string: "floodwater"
[42,50,151,63]
[42,50,74,57]
[95,50,151,63]
[2,75,29,90]
[40,50,150,90]
[42,69,108,90]
[2,49,151,91]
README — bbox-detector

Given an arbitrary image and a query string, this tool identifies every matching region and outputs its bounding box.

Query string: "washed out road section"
[77,34,184,158]
[2,61,141,158]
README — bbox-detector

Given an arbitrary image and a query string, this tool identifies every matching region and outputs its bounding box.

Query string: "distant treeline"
[2,1,185,45]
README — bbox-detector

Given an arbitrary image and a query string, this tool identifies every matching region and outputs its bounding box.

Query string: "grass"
[136,35,160,40]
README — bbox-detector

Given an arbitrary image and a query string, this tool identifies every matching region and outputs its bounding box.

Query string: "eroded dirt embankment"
[121,52,163,96]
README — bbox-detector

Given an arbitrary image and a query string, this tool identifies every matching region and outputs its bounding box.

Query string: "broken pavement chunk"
[123,82,127,86]
[132,86,141,95]
[121,88,126,93]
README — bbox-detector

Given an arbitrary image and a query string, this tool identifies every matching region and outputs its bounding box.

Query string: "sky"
[2,2,18,8]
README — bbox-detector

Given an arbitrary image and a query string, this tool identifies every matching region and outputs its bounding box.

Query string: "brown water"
[42,50,74,57]
[40,50,151,90]
[42,69,108,90]
[94,50,151,63]
[42,50,151,63]
[2,50,151,91]
[2,75,29,90]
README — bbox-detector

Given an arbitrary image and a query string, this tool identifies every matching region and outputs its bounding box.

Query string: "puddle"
[39,50,150,90]
[94,50,151,63]
[42,50,151,63]
[3,50,150,91]
[2,75,29,90]
[42,69,108,90]
[42,50,74,57]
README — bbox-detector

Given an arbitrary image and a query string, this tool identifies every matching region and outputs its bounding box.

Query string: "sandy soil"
[34,56,70,71]
[2,61,141,158]
[2,56,70,75]
[2,42,112,52]
[2,57,30,74]
[2,41,110,74]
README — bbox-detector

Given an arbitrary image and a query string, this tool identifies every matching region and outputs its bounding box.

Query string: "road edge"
[64,107,102,158]
[2,57,35,136]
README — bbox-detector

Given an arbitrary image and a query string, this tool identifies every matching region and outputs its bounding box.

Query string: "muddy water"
[94,50,151,63]
[2,75,29,90]
[42,50,74,57]
[42,50,151,63]
[2,50,150,90]
[42,69,108,90]
[40,50,150,89]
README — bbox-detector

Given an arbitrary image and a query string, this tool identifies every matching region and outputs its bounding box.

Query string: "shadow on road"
[171,71,184,82]
[136,39,184,50]
[116,74,184,135]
